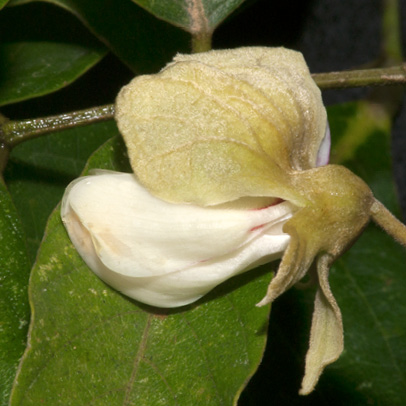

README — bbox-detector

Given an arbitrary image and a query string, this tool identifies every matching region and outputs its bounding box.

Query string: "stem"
[381,0,402,64]
[371,199,406,247]
[311,64,406,89]
[0,143,10,177]
[364,0,404,120]
[191,31,212,53]
[1,104,114,147]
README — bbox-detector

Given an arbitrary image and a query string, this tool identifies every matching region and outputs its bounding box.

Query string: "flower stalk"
[371,199,406,247]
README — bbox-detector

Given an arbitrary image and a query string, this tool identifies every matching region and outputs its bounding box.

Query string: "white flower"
[61,47,406,395]
[61,170,293,307]
[61,47,340,395]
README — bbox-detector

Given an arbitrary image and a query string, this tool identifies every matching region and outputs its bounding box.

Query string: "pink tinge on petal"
[316,122,331,167]
[249,198,284,211]
[250,224,265,232]
[249,199,285,231]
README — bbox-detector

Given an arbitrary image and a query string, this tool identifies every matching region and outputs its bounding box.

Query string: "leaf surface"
[4,121,116,264]
[8,0,190,73]
[0,181,30,406]
[131,0,245,33]
[0,0,9,9]
[9,136,273,406]
[0,3,106,106]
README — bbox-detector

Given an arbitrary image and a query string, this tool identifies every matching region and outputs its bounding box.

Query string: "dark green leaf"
[131,0,245,33]
[0,181,30,406]
[0,3,106,106]
[8,0,190,73]
[0,0,9,10]
[0,42,105,107]
[4,121,116,263]
[9,136,272,406]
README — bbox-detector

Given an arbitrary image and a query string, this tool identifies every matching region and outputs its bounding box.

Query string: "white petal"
[61,171,293,307]
[316,122,331,166]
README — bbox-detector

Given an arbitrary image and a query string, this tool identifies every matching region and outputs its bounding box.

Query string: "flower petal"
[61,171,293,307]
[316,122,331,166]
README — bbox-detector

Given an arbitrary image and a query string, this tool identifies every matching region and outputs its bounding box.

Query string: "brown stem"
[1,104,114,147]
[312,64,406,89]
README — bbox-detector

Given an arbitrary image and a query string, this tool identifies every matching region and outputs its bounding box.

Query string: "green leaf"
[241,100,406,405]
[0,0,10,10]
[8,0,190,73]
[9,136,272,406]
[0,3,106,106]
[131,0,246,33]
[4,121,116,264]
[0,181,30,406]
[0,42,105,107]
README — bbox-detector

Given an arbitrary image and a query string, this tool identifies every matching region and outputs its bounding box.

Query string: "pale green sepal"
[115,47,326,206]
[299,254,343,395]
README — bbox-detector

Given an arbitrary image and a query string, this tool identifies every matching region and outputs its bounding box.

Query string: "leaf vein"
[123,314,152,405]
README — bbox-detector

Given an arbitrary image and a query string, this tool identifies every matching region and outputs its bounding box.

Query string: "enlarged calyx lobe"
[115,47,329,206]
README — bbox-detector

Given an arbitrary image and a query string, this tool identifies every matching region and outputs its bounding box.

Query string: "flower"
[61,170,293,308]
[61,47,406,395]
